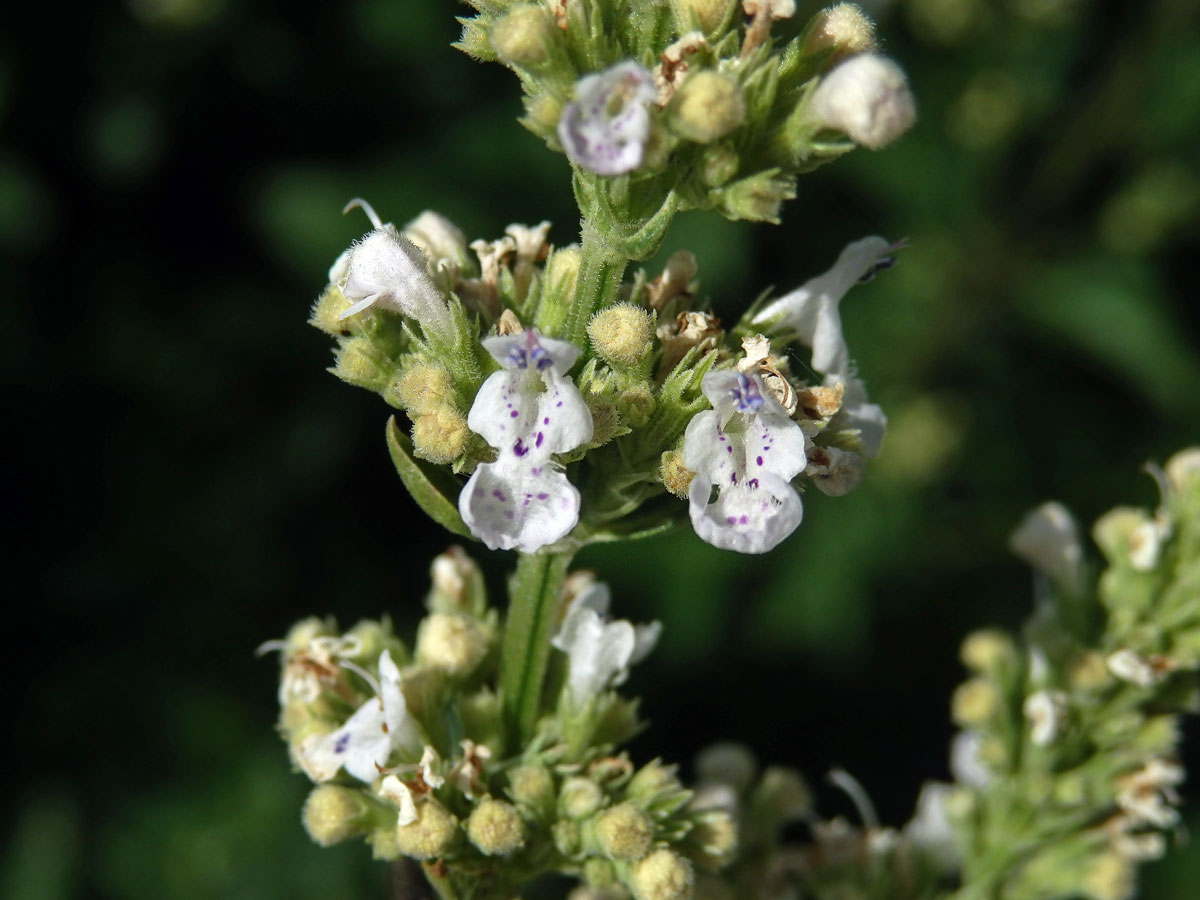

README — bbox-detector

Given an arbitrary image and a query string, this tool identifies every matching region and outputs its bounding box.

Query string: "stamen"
[828,767,879,831]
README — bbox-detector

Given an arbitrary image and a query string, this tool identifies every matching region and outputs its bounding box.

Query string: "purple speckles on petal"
[756,456,763,466]
[334,733,350,754]
[536,492,549,500]
[556,401,562,407]
[726,516,737,524]
[543,417,549,424]
[505,510,515,520]
[730,472,738,485]
[748,478,759,489]
[513,438,529,457]
[738,515,749,525]
[535,432,544,448]
[531,466,541,476]
[492,489,507,502]
[510,410,518,418]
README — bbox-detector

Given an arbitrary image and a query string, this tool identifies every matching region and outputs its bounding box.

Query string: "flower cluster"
[312,197,898,557]
[920,449,1200,900]
[265,550,729,899]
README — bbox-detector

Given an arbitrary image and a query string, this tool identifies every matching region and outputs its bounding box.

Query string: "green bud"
[695,743,756,793]
[466,797,526,856]
[700,143,739,188]
[672,72,745,143]
[715,170,797,223]
[415,611,490,675]
[589,303,654,368]
[553,818,582,857]
[593,802,653,861]
[670,0,737,33]
[752,766,811,824]
[302,785,375,847]
[411,406,471,465]
[631,849,694,900]
[617,386,656,427]
[332,339,393,392]
[394,800,458,860]
[310,285,354,336]
[627,760,684,806]
[560,776,605,819]
[393,363,457,414]
[951,677,1001,726]
[508,764,556,816]
[428,546,488,617]
[583,857,618,888]
[959,628,1016,673]
[491,5,557,69]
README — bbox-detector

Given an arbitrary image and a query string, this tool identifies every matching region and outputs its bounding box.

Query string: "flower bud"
[332,339,393,391]
[716,170,796,223]
[553,818,582,856]
[1082,852,1134,900]
[700,143,739,188]
[582,857,618,888]
[632,849,694,900]
[1165,447,1200,493]
[429,546,486,616]
[810,53,915,149]
[660,451,696,499]
[802,3,877,64]
[394,800,458,860]
[491,5,557,68]
[593,802,653,860]
[508,763,556,815]
[960,629,1015,673]
[617,386,656,427]
[671,0,737,33]
[952,678,1001,726]
[560,776,605,819]
[589,303,654,368]
[466,797,526,856]
[415,611,489,675]
[672,72,745,143]
[696,742,756,793]
[302,785,375,846]
[411,406,471,465]
[310,286,354,336]
[393,364,457,415]
[688,809,737,869]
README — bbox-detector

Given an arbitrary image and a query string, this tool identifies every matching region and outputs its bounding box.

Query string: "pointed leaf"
[385,416,474,539]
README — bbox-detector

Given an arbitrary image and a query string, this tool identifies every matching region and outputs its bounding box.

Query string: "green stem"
[564,219,627,351]
[499,550,576,750]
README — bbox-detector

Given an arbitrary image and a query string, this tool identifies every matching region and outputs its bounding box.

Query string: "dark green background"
[6,0,1199,897]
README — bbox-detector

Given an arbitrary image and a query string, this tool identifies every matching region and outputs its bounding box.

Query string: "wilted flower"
[809,53,915,149]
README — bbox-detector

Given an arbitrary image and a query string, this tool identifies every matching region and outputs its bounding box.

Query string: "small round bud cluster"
[632,849,694,900]
[334,340,392,391]
[394,801,458,860]
[508,764,555,814]
[491,5,557,68]
[415,612,490,675]
[810,53,916,149]
[589,303,654,368]
[593,802,653,860]
[960,628,1016,672]
[411,407,471,464]
[617,386,656,427]
[952,678,1001,727]
[466,797,526,856]
[310,286,354,336]
[302,785,372,847]
[672,71,745,143]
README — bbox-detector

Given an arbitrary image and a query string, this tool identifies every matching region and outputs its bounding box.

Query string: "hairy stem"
[564,219,628,352]
[499,550,576,750]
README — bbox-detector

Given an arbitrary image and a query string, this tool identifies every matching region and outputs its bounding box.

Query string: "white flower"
[558,61,657,176]
[752,237,896,461]
[904,781,960,869]
[682,370,807,553]
[950,730,991,789]
[1009,502,1082,593]
[810,53,915,149]
[551,579,661,706]
[458,329,593,552]
[295,650,422,783]
[1023,689,1068,746]
[752,236,897,376]
[379,774,419,826]
[334,199,452,341]
[1116,758,1184,829]
[1106,649,1173,688]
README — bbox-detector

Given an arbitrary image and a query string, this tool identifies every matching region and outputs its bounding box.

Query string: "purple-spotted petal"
[687,471,803,554]
[557,61,657,176]
[458,462,581,553]
[482,331,582,375]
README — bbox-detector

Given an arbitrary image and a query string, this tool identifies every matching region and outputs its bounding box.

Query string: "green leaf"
[385,416,474,539]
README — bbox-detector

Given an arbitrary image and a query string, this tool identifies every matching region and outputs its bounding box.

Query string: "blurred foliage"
[5,0,1198,898]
